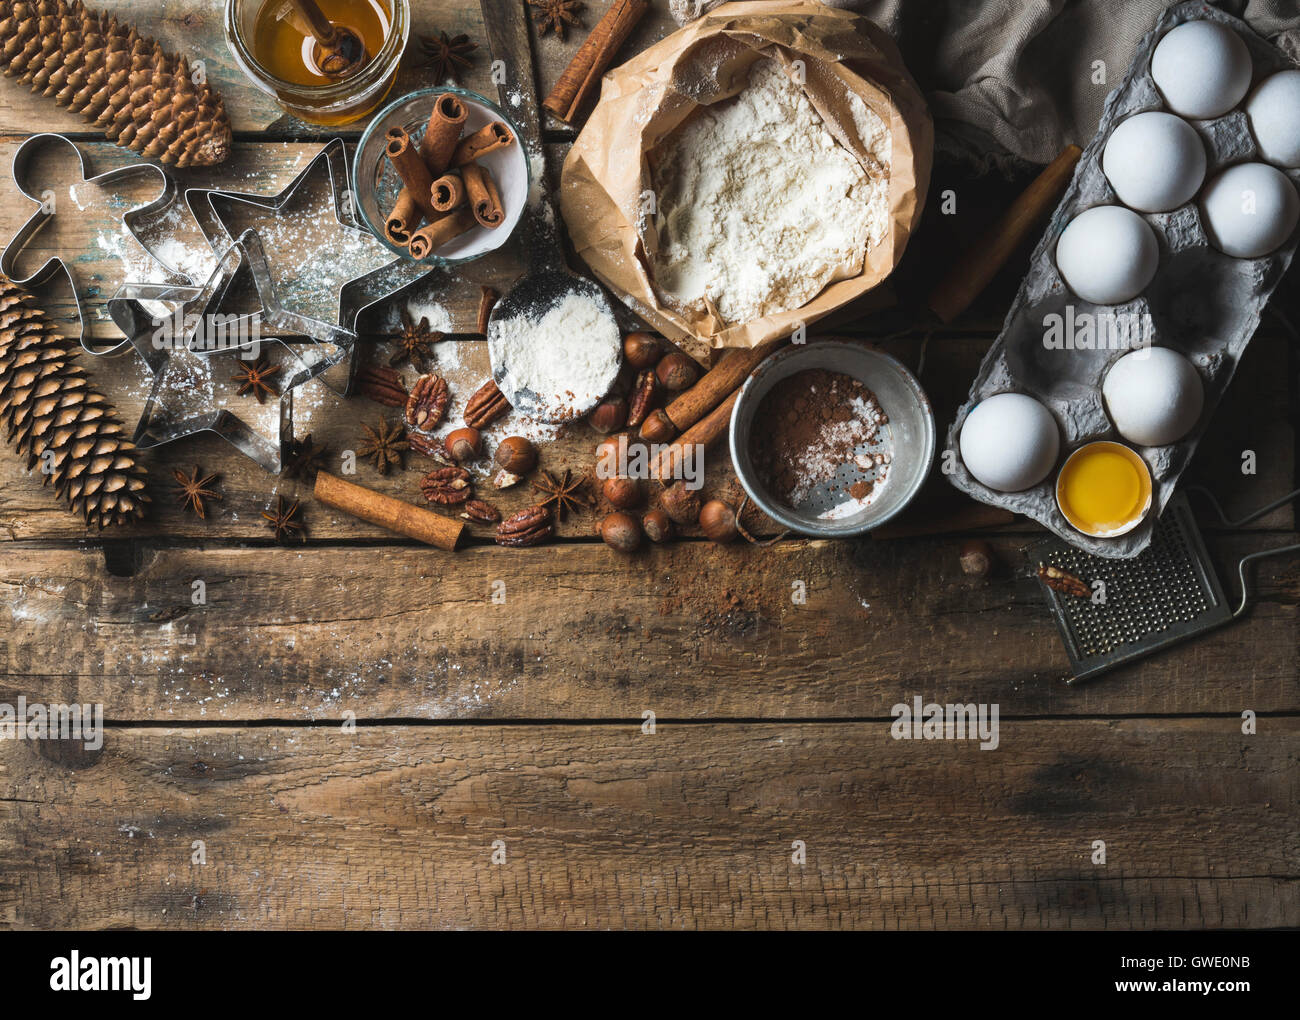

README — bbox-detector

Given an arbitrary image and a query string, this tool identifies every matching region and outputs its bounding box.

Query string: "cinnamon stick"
[384,189,421,246]
[451,122,514,166]
[476,286,498,335]
[430,172,466,212]
[408,207,477,260]
[421,92,468,173]
[314,471,463,550]
[640,335,786,442]
[652,389,739,482]
[461,162,505,228]
[542,0,649,124]
[385,127,440,222]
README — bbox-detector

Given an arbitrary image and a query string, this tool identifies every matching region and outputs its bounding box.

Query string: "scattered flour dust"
[488,291,620,420]
[649,57,891,325]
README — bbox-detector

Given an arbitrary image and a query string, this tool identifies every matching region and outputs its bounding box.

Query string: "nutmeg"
[603,475,641,510]
[588,395,628,435]
[655,352,700,392]
[659,480,701,526]
[623,331,662,370]
[642,509,674,543]
[599,511,642,552]
[699,499,738,543]
[638,409,676,444]
[445,426,482,463]
[960,539,995,578]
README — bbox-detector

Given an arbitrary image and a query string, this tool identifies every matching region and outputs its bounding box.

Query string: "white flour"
[488,291,620,420]
[649,58,891,325]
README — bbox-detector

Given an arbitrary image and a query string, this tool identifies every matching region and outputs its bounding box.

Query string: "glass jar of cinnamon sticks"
[224,0,410,126]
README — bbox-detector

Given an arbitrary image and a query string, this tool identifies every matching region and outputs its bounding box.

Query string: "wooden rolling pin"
[926,144,1083,323]
[314,471,463,550]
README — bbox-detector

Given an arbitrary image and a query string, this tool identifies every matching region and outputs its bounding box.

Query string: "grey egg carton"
[944,0,1300,558]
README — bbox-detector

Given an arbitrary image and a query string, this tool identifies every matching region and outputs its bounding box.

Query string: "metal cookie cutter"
[0,132,182,356]
[184,136,437,390]
[108,230,360,474]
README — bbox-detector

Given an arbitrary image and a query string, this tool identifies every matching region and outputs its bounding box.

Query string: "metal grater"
[1029,493,1233,683]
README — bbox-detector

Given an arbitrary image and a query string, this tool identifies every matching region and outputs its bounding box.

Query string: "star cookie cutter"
[0,132,181,357]
[108,230,360,473]
[183,137,436,378]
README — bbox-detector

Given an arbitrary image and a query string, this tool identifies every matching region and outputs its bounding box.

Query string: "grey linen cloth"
[668,0,1300,165]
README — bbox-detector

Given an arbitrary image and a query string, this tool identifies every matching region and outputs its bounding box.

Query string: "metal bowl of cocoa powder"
[730,341,935,537]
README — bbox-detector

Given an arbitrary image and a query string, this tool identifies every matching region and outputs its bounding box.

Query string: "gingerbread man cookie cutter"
[0,132,182,357]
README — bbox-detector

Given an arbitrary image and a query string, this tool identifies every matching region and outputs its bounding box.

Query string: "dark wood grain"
[2,720,1295,929]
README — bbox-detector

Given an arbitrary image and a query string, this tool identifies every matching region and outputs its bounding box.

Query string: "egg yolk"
[1058,445,1150,534]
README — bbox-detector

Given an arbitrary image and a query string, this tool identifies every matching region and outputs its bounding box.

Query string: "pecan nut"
[1037,564,1090,598]
[407,430,452,463]
[626,369,659,429]
[464,378,510,429]
[406,373,450,432]
[495,505,553,547]
[420,466,472,505]
[357,365,407,407]
[459,499,501,523]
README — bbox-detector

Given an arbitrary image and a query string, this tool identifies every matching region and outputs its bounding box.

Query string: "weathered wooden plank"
[1,719,1295,929]
[1,532,1295,720]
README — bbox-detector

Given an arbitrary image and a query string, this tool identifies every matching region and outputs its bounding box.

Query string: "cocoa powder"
[748,368,889,511]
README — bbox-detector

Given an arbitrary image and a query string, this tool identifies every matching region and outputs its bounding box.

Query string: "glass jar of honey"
[225,0,410,126]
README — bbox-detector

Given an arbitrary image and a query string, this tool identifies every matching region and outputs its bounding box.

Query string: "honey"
[1056,441,1152,538]
[252,0,390,86]
[225,0,409,126]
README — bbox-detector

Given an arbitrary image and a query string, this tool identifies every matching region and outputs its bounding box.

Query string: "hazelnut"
[659,480,701,526]
[960,539,995,578]
[492,435,537,488]
[638,409,676,444]
[588,395,628,435]
[599,511,642,552]
[445,426,482,463]
[623,332,662,370]
[642,509,674,543]
[655,352,700,392]
[603,475,641,510]
[494,435,537,474]
[699,499,738,543]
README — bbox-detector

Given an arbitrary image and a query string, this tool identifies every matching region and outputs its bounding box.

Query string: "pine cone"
[0,0,232,167]
[0,275,149,527]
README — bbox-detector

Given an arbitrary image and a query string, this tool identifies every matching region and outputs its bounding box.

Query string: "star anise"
[529,0,585,39]
[263,495,306,543]
[390,308,444,370]
[172,465,221,519]
[231,353,280,405]
[356,417,409,475]
[417,30,478,83]
[282,434,330,480]
[530,468,594,521]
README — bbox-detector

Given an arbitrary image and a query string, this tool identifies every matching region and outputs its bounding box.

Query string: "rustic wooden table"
[0,1,1296,931]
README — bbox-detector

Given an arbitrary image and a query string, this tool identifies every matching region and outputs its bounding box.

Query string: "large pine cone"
[0,0,232,167]
[0,275,149,527]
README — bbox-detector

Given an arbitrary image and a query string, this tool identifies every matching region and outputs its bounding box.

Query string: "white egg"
[1102,111,1206,212]
[1102,347,1204,447]
[959,393,1060,493]
[1055,206,1160,305]
[1245,70,1300,168]
[1151,21,1252,120]
[1200,162,1300,258]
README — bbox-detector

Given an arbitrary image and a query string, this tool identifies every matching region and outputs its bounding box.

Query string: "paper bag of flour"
[559,0,932,360]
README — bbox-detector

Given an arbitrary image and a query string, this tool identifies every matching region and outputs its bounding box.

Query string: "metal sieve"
[729,341,935,538]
